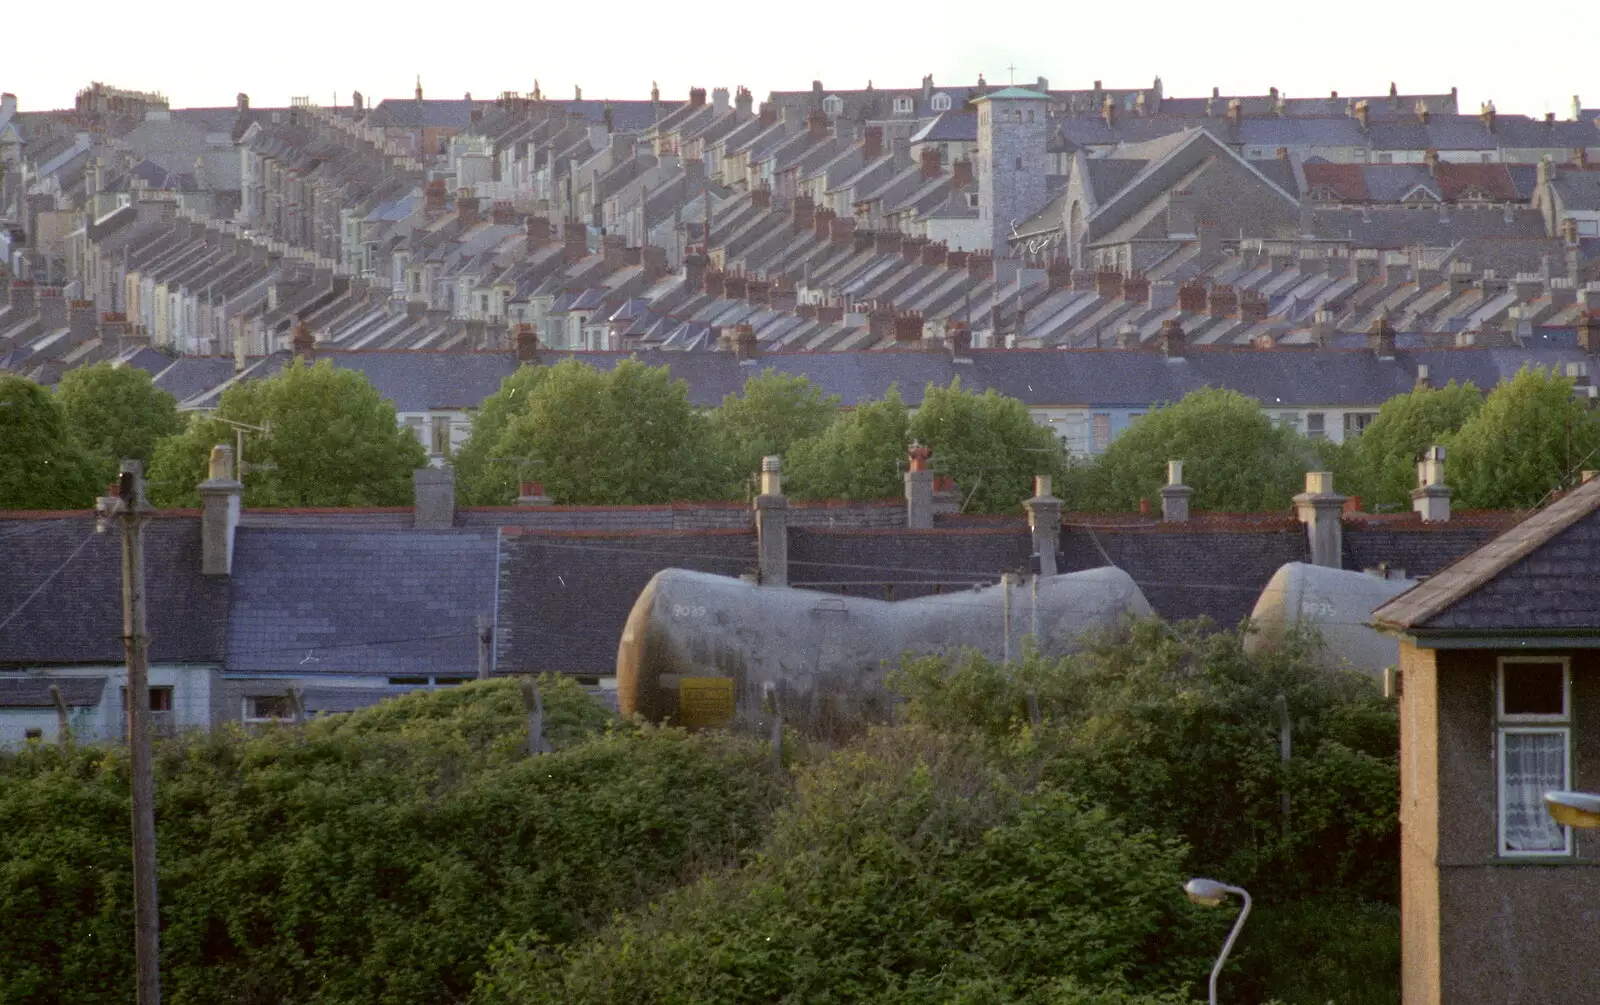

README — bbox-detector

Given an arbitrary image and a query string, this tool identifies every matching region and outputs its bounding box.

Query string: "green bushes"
[0,679,784,1005]
[478,728,1214,1005]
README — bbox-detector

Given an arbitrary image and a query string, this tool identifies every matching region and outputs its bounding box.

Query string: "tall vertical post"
[117,460,162,1005]
[1001,572,1017,663]
[476,614,493,680]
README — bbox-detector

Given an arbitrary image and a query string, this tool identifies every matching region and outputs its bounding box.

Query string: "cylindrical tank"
[1244,562,1417,676]
[617,566,1152,736]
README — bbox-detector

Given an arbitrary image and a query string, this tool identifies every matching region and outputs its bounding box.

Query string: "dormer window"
[931,93,952,112]
[894,96,914,115]
[822,96,844,117]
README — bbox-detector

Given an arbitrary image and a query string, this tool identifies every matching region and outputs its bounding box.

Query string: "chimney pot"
[1295,472,1347,567]
[1412,445,1452,522]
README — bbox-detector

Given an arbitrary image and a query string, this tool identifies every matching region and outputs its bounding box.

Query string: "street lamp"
[1184,877,1252,1005]
[1545,791,1600,829]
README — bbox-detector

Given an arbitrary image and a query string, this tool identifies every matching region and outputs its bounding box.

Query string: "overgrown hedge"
[0,678,784,1005]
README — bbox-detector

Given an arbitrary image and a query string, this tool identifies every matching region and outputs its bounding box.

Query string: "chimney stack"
[1160,460,1192,523]
[1158,318,1186,357]
[516,480,552,506]
[198,444,244,576]
[1412,445,1452,522]
[1023,475,1063,576]
[413,467,455,530]
[864,125,884,161]
[754,455,789,585]
[1368,315,1397,357]
[67,300,97,346]
[905,442,935,529]
[525,215,553,250]
[919,146,942,181]
[515,322,540,363]
[290,318,315,359]
[1294,472,1348,568]
[457,190,480,230]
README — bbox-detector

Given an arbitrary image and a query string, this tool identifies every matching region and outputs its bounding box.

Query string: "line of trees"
[5,359,1597,514]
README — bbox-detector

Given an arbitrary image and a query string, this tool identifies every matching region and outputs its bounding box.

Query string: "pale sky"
[7,0,1596,117]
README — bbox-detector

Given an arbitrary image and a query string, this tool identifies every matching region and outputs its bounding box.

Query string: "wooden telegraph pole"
[105,460,162,1005]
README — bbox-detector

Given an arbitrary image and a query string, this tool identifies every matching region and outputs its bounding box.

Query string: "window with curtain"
[1498,658,1572,857]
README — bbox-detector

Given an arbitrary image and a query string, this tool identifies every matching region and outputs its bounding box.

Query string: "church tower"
[973,86,1051,256]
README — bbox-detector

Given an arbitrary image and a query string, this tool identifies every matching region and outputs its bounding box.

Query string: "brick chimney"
[1046,258,1071,291]
[601,233,627,270]
[967,252,993,281]
[905,442,934,529]
[1239,289,1269,323]
[807,110,829,140]
[1207,285,1238,320]
[758,102,777,127]
[641,245,669,284]
[947,319,972,358]
[1579,312,1599,353]
[424,179,447,215]
[563,220,588,264]
[1158,318,1186,357]
[863,125,885,161]
[919,146,942,181]
[1369,316,1397,357]
[951,159,974,189]
[515,322,540,363]
[290,318,315,359]
[689,87,707,109]
[37,288,67,331]
[892,310,924,343]
[735,86,753,117]
[1122,274,1151,303]
[100,311,128,347]
[413,467,455,529]
[813,207,836,241]
[754,455,788,585]
[1095,269,1122,297]
[732,322,758,359]
[1294,471,1347,568]
[683,248,708,290]
[516,480,552,506]
[1412,445,1452,522]
[867,304,896,342]
[491,201,517,226]
[457,190,481,229]
[751,185,772,210]
[525,215,553,251]
[198,444,244,576]
[791,194,816,233]
[1177,281,1208,313]
[829,216,856,248]
[67,300,97,345]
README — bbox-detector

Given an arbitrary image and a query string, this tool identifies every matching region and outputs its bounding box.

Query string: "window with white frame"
[243,695,294,723]
[931,93,952,112]
[1091,413,1112,452]
[822,96,843,116]
[1497,656,1572,857]
[1306,412,1326,439]
[894,96,913,115]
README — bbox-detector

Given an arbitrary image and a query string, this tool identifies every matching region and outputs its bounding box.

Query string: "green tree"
[147,358,427,507]
[710,369,839,488]
[54,362,183,474]
[453,365,553,505]
[909,378,1068,514]
[1446,365,1600,509]
[489,358,729,504]
[786,386,910,500]
[1069,388,1318,512]
[1343,381,1482,509]
[0,374,103,509]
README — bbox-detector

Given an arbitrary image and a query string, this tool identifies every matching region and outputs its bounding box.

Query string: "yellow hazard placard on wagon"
[678,677,736,728]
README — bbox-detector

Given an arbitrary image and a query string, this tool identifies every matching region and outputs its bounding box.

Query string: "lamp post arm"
[1208,887,1252,1005]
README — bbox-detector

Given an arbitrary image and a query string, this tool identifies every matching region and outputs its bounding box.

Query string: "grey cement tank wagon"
[617,566,1151,735]
[1244,562,1417,676]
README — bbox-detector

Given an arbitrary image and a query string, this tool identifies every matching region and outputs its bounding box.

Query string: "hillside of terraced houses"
[3,77,1600,456]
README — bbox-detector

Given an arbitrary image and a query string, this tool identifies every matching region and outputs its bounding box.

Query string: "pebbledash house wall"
[1401,644,1600,1005]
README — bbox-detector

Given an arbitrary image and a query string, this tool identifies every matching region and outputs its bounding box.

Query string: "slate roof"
[366,99,476,130]
[496,529,756,674]
[1552,171,1600,212]
[225,528,499,675]
[0,515,229,665]
[1373,477,1600,635]
[0,676,107,708]
[909,112,976,143]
